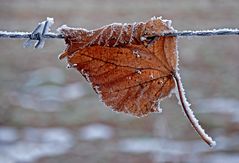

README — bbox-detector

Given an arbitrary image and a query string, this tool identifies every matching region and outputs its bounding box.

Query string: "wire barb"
[23,17,55,48]
[0,17,238,49]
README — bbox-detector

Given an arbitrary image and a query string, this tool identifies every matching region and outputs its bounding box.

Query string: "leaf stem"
[173,72,216,147]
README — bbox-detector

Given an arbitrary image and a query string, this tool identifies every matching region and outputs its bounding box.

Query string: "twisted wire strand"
[162,29,239,37]
[0,32,64,39]
[0,28,238,40]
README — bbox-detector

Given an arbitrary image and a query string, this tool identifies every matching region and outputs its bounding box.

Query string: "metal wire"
[0,17,238,48]
[0,32,64,39]
[162,29,239,37]
[0,29,238,40]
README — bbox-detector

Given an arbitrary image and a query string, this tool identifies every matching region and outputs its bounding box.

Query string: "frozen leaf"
[58,17,215,147]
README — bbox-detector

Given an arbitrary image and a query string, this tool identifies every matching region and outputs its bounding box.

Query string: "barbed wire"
[162,29,239,37]
[0,32,64,39]
[1,29,239,39]
[0,17,238,48]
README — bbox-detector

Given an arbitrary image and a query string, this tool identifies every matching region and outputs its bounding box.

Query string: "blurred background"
[0,0,239,162]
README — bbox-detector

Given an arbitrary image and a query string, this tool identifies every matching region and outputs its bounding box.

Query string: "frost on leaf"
[58,17,215,147]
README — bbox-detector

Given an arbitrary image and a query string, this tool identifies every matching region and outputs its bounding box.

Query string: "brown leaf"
[59,17,176,117]
[58,17,216,147]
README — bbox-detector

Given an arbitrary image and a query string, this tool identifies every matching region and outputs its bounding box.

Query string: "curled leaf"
[58,17,216,147]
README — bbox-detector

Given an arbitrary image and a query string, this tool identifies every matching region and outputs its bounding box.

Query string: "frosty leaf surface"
[59,17,215,147]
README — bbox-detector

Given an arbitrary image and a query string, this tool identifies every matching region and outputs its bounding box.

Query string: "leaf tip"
[209,140,216,148]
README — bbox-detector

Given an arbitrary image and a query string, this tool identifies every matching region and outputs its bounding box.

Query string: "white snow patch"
[202,154,239,163]
[0,128,73,163]
[118,138,211,154]
[0,127,18,143]
[61,82,87,101]
[25,67,65,87]
[79,123,114,141]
